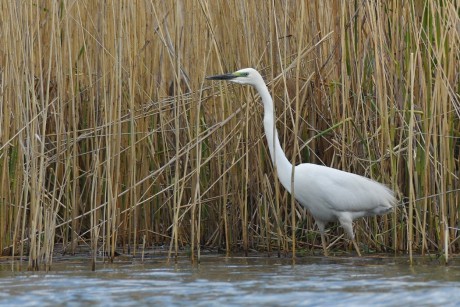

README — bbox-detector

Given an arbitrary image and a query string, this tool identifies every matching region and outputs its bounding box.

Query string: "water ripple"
[0,256,459,307]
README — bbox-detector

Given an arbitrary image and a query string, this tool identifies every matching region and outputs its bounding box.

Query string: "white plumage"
[206,68,396,256]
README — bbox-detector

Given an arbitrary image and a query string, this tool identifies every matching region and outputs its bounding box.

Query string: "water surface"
[0,255,458,306]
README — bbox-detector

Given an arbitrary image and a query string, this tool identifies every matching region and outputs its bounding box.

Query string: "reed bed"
[0,0,458,270]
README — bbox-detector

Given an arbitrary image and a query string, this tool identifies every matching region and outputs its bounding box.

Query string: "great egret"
[206,68,396,256]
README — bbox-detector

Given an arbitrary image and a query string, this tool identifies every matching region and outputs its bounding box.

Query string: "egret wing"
[293,163,394,216]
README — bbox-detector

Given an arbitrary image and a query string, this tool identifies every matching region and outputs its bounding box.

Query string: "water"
[0,255,459,306]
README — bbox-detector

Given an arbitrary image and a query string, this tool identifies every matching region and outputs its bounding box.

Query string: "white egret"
[206,68,396,256]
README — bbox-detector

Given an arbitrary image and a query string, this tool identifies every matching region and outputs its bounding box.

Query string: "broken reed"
[0,1,458,270]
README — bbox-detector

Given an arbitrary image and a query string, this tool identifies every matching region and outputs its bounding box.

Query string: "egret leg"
[316,222,328,256]
[320,233,329,256]
[338,217,362,257]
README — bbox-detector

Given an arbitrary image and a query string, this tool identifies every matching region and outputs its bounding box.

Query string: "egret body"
[206,68,395,256]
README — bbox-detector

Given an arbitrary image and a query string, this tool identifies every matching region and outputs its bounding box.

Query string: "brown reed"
[0,0,458,270]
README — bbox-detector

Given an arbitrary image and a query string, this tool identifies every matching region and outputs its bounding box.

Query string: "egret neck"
[255,81,293,193]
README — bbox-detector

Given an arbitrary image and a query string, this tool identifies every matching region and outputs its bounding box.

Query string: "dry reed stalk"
[408,53,416,264]
[0,1,458,268]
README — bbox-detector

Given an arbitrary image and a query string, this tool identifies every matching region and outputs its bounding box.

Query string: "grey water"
[0,255,459,306]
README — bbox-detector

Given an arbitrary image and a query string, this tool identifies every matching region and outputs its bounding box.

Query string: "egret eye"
[239,72,249,77]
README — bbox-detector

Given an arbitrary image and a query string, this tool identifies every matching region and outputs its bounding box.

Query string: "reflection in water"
[0,256,459,306]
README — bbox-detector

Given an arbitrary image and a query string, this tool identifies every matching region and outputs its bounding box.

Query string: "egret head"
[206,68,264,87]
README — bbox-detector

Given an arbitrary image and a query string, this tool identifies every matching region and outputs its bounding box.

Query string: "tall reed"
[0,0,458,270]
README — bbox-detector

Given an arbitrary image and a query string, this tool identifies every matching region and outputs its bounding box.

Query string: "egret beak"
[205,73,237,80]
